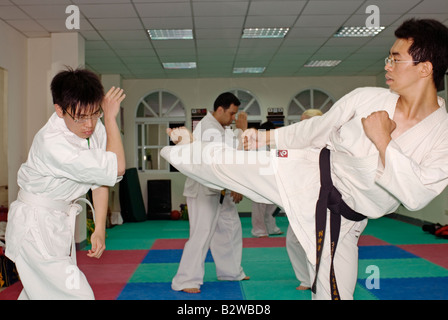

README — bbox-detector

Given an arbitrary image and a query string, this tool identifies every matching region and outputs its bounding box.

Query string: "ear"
[419,61,433,79]
[215,106,224,116]
[54,104,64,118]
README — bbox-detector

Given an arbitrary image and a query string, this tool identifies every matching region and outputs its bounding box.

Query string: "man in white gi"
[163,19,448,299]
[5,68,126,299]
[171,92,249,293]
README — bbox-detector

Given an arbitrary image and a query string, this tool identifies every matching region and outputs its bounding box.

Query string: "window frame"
[286,88,335,124]
[228,88,263,127]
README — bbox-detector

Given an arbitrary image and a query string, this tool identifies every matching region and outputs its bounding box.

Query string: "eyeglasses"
[66,109,103,123]
[384,57,420,68]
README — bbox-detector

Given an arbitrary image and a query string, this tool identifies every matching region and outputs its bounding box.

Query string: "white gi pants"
[171,190,246,291]
[286,225,311,288]
[9,190,94,300]
[251,202,282,237]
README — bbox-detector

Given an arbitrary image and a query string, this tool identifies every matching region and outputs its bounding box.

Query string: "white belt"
[18,189,95,263]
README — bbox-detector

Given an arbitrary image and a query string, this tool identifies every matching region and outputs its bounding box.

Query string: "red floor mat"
[398,243,448,269]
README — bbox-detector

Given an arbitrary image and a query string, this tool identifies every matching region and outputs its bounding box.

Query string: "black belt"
[219,190,226,204]
[311,148,366,300]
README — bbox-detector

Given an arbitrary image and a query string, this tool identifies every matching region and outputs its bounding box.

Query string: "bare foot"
[296,285,310,291]
[182,288,201,293]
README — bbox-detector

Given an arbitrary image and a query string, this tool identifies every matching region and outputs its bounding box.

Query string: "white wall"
[27,38,52,147]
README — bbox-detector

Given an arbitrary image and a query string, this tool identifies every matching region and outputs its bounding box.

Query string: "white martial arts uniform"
[161,87,448,299]
[5,112,120,300]
[171,112,247,291]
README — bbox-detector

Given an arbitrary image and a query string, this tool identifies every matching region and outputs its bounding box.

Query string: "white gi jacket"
[162,87,448,265]
[6,112,120,262]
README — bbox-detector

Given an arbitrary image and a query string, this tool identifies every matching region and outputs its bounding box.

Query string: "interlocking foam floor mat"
[1,217,447,300]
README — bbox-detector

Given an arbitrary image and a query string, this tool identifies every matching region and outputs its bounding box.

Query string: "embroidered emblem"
[277,150,288,158]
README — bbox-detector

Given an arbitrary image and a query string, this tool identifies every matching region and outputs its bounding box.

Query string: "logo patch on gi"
[277,150,288,158]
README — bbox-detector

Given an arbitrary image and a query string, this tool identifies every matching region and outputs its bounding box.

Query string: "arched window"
[135,90,185,172]
[228,89,262,128]
[287,88,335,124]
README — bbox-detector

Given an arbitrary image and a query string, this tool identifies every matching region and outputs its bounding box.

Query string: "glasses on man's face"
[66,109,103,124]
[384,57,420,68]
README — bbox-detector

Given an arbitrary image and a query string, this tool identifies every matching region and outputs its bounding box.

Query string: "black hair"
[394,18,448,88]
[213,92,241,111]
[50,67,104,117]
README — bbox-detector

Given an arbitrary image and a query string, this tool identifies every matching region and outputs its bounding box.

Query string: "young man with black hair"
[5,68,126,299]
[163,18,448,299]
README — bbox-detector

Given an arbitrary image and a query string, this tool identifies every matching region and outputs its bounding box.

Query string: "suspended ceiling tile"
[302,0,363,15]
[134,2,192,17]
[89,18,142,30]
[192,1,248,16]
[194,16,245,28]
[0,5,29,20]
[79,3,137,18]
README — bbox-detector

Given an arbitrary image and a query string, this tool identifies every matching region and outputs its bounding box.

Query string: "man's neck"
[396,84,439,121]
[391,84,439,139]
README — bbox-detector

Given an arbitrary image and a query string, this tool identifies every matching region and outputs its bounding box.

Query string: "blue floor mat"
[118,281,244,300]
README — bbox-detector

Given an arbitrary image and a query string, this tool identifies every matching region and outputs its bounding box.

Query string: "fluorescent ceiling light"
[163,62,197,69]
[148,29,193,40]
[304,60,341,67]
[334,26,385,37]
[233,67,266,74]
[242,28,289,39]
